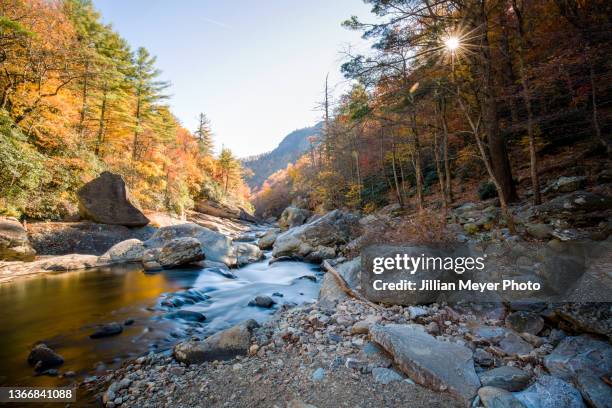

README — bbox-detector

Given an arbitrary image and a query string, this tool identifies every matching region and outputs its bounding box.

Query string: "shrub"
[478,181,497,200]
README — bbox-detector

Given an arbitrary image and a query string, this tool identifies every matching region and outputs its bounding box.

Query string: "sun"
[444,36,460,51]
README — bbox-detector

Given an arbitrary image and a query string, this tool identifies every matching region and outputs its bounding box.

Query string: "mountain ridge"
[242,122,322,190]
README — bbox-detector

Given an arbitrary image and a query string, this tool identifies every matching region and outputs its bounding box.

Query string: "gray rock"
[574,374,612,408]
[173,319,259,364]
[505,312,544,335]
[544,335,612,380]
[543,334,611,407]
[304,245,336,263]
[27,221,154,256]
[272,210,359,261]
[317,272,348,309]
[98,239,145,264]
[90,322,123,339]
[77,172,149,227]
[194,199,255,222]
[278,206,311,230]
[514,375,586,408]
[525,224,553,240]
[0,217,36,261]
[311,367,325,381]
[468,324,510,344]
[335,257,361,289]
[544,176,587,193]
[145,223,236,266]
[479,366,531,392]
[142,248,162,271]
[479,387,526,408]
[233,242,263,266]
[248,295,275,308]
[499,331,533,356]
[257,229,279,250]
[168,310,206,322]
[534,191,611,223]
[371,367,404,384]
[157,237,205,268]
[474,349,495,367]
[27,344,64,372]
[370,324,480,404]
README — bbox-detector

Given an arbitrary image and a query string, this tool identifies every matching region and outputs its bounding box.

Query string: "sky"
[93,0,374,157]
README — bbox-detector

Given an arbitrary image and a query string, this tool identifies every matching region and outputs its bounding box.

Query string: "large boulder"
[27,221,155,256]
[194,199,256,223]
[98,239,145,264]
[77,172,149,227]
[158,237,205,268]
[0,217,36,261]
[1,254,105,284]
[144,223,236,267]
[272,210,359,261]
[370,324,480,404]
[278,206,311,230]
[173,319,259,364]
[258,228,279,250]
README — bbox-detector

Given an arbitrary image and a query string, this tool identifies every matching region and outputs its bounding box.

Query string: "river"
[0,233,321,389]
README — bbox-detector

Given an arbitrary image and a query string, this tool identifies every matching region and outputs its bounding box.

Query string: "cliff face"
[242,122,322,190]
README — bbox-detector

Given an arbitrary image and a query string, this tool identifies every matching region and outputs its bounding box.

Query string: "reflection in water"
[0,256,321,388]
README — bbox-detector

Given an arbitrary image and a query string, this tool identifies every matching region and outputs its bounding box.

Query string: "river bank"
[1,174,611,407]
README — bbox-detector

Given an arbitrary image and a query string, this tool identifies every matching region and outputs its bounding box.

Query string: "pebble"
[311,368,325,381]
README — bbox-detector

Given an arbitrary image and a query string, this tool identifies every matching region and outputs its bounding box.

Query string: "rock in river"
[90,322,123,339]
[248,295,275,308]
[369,324,481,404]
[174,319,259,364]
[144,223,236,267]
[272,210,359,261]
[77,172,150,227]
[278,206,311,230]
[97,239,145,264]
[257,228,279,250]
[0,217,36,261]
[158,237,205,268]
[27,344,64,372]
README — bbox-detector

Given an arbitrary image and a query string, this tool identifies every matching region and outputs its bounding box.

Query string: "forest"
[0,0,251,220]
[253,0,611,224]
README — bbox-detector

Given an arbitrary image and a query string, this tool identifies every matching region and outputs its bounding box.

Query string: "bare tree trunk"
[512,1,541,205]
[391,139,403,207]
[411,109,424,211]
[589,62,608,154]
[78,61,89,142]
[433,129,448,210]
[95,87,107,157]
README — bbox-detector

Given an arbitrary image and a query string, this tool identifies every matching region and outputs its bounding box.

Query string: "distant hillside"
[242,122,322,190]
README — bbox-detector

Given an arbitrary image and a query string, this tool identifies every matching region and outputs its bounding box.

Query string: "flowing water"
[0,237,321,388]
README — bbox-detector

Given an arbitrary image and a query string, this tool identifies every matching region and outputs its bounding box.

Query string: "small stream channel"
[0,231,321,388]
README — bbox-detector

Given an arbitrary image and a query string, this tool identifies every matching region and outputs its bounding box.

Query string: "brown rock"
[77,172,149,227]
